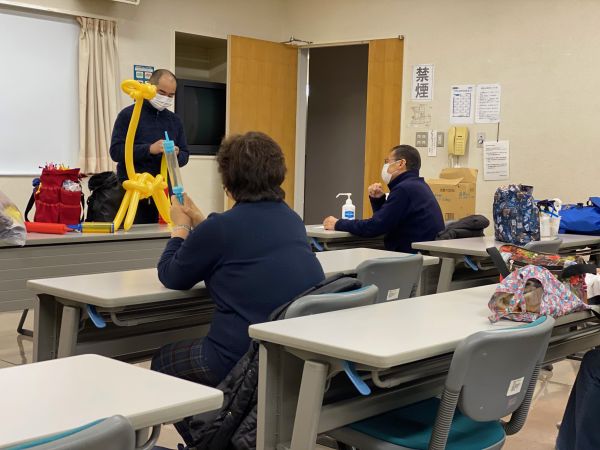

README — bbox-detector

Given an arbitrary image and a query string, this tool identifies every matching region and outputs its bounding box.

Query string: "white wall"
[0,0,286,216]
[286,0,600,220]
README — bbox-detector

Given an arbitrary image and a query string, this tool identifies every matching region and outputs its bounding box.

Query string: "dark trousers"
[134,197,159,224]
[151,338,220,445]
[557,349,600,450]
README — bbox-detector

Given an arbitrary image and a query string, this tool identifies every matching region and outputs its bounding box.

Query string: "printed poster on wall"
[411,64,434,101]
[483,140,509,181]
[449,85,475,124]
[134,65,154,83]
[476,84,501,123]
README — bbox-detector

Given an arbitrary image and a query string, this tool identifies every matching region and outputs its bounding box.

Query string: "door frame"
[293,37,404,220]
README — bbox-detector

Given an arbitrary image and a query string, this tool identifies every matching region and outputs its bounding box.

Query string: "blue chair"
[330,316,555,450]
[10,415,159,450]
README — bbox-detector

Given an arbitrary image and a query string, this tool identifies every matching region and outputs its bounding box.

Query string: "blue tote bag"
[559,197,600,235]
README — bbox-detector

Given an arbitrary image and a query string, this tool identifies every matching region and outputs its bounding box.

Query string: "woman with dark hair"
[151,131,325,388]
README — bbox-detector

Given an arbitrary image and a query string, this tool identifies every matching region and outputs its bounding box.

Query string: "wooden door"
[227,35,298,208]
[363,38,404,218]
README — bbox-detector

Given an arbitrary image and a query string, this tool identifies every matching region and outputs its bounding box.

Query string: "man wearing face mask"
[323,145,444,253]
[109,69,189,223]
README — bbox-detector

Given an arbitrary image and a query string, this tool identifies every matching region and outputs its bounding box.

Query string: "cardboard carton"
[427,168,478,221]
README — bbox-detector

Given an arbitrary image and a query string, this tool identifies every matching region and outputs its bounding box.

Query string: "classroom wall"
[286,0,600,221]
[0,0,286,216]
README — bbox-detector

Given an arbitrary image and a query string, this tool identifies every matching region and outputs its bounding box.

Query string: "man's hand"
[368,183,385,198]
[323,216,339,230]
[175,146,180,156]
[149,139,165,155]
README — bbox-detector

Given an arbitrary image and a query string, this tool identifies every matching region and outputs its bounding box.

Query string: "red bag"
[25,167,84,225]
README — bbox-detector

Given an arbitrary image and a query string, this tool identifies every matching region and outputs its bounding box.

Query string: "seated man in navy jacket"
[323,145,444,253]
[109,69,189,223]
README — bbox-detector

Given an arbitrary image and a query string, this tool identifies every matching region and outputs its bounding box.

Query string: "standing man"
[110,69,189,223]
[323,144,444,253]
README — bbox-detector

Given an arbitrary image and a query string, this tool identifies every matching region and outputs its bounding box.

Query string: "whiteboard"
[0,7,79,175]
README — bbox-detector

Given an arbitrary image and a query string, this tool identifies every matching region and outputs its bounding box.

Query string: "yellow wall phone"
[448,126,468,155]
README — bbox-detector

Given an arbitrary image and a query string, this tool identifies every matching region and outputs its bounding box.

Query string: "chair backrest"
[356,255,423,303]
[524,238,563,254]
[16,415,135,450]
[283,284,378,319]
[447,316,555,421]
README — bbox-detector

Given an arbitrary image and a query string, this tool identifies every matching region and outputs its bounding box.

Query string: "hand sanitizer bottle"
[337,193,355,220]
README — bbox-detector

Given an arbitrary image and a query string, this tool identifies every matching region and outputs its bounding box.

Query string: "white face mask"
[149,93,174,111]
[381,163,393,184]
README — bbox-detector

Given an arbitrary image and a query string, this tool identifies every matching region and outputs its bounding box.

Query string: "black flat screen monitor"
[175,79,226,155]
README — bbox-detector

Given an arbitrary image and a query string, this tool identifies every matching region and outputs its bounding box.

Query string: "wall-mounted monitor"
[175,79,226,155]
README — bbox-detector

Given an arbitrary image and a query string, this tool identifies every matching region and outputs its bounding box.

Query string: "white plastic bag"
[0,190,26,246]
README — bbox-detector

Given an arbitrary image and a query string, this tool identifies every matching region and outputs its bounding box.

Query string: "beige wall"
[0,0,286,215]
[5,0,600,222]
[286,0,600,220]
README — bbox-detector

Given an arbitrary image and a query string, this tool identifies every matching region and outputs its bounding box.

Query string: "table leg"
[57,304,81,358]
[257,343,304,450]
[289,360,329,450]
[436,257,456,293]
[33,294,61,362]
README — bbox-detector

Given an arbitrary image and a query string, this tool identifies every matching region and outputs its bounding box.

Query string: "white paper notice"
[449,85,474,124]
[483,140,509,181]
[411,64,434,101]
[428,129,437,157]
[476,84,501,123]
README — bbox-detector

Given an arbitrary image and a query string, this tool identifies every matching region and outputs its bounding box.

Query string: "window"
[0,7,79,175]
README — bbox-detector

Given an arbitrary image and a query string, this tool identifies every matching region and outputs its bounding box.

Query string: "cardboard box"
[427,168,478,221]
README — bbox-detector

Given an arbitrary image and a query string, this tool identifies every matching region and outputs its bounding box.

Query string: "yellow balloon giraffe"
[113,80,172,231]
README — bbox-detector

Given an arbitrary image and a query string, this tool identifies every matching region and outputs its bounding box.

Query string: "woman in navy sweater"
[151,132,325,387]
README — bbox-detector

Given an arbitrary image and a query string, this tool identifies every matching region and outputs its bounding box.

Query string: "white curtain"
[77,17,119,174]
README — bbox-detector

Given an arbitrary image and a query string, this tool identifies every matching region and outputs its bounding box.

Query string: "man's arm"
[109,110,153,164]
[370,195,386,213]
[335,189,409,237]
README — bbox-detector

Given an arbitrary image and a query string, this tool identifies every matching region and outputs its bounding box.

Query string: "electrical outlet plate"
[436,132,444,147]
[477,132,486,148]
[415,132,428,148]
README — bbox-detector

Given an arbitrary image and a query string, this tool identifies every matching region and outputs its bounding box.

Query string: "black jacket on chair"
[436,214,490,240]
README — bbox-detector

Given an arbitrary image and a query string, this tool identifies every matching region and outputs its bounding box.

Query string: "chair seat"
[341,397,505,450]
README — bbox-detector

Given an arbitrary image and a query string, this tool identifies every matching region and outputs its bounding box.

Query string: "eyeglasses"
[384,158,404,165]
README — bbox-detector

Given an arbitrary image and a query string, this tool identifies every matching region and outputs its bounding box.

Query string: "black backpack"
[86,172,124,222]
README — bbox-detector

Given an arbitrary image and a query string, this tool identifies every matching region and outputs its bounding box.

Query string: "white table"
[412,234,600,293]
[29,248,437,361]
[249,284,600,450]
[0,354,223,448]
[0,224,170,312]
[305,224,384,250]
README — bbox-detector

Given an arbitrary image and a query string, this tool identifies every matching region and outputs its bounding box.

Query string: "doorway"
[303,45,369,224]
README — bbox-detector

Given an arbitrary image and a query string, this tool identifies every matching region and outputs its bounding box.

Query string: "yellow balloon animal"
[113,80,172,231]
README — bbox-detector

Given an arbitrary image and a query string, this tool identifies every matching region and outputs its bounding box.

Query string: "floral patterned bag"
[489,265,590,323]
[498,244,595,303]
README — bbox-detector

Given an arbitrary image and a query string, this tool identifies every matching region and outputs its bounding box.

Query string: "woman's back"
[158,200,325,381]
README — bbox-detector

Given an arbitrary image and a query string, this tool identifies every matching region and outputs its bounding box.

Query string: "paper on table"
[449,85,474,124]
[476,84,501,123]
[483,140,509,181]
